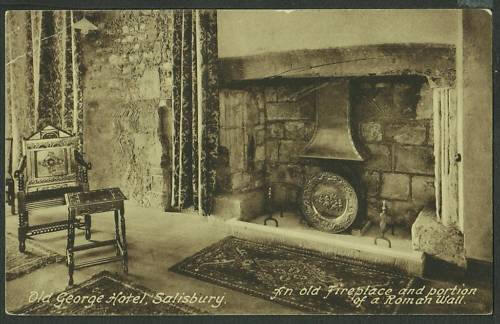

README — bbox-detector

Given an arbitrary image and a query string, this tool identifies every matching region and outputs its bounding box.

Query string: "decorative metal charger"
[301,172,359,233]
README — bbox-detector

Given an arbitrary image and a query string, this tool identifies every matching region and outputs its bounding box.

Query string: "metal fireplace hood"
[301,80,365,161]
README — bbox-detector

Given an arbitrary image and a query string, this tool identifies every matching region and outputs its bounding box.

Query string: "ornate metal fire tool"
[264,186,279,227]
[374,200,393,248]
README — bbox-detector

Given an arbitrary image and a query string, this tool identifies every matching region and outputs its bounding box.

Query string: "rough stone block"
[366,198,381,223]
[284,121,305,140]
[255,161,265,172]
[428,123,434,146]
[244,101,259,127]
[393,82,419,118]
[380,173,410,200]
[255,129,266,146]
[279,140,307,162]
[213,191,265,221]
[150,167,165,176]
[297,94,316,120]
[254,178,264,189]
[258,111,266,125]
[264,87,278,102]
[151,174,167,192]
[385,123,426,145]
[267,102,306,121]
[387,200,418,226]
[267,123,285,139]
[140,191,168,210]
[304,165,323,176]
[367,199,417,227]
[108,54,123,65]
[394,145,434,175]
[416,82,433,120]
[304,122,316,141]
[253,89,265,110]
[138,69,160,100]
[231,172,252,191]
[412,175,435,205]
[412,207,466,267]
[360,122,382,142]
[266,141,278,162]
[364,144,391,171]
[255,144,265,162]
[269,164,305,187]
[362,170,380,197]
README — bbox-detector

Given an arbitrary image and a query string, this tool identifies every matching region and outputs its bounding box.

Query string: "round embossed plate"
[301,172,359,233]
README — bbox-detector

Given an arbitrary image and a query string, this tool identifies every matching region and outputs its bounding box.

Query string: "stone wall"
[263,83,316,206]
[81,11,173,209]
[218,81,317,209]
[220,76,435,228]
[352,76,435,226]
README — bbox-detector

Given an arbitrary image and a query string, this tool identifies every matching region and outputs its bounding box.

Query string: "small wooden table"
[65,188,128,286]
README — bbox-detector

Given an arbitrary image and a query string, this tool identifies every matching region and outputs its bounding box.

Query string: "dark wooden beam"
[219,43,455,87]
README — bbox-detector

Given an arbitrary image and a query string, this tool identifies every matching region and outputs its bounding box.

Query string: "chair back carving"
[21,125,81,193]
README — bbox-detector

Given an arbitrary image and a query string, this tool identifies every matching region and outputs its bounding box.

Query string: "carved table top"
[65,188,127,208]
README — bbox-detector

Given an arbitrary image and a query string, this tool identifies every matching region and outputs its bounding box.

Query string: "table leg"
[84,214,92,240]
[120,205,128,274]
[114,209,120,256]
[67,208,76,286]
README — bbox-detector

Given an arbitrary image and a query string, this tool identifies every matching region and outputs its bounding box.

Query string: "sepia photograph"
[3,8,493,316]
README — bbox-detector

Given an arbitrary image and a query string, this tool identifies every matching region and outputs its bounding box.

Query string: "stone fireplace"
[214,43,456,275]
[216,74,434,226]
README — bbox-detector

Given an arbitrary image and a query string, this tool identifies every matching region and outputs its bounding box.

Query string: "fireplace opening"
[216,74,434,251]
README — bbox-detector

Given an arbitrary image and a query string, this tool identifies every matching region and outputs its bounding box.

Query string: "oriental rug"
[170,236,416,314]
[6,233,65,281]
[13,271,202,315]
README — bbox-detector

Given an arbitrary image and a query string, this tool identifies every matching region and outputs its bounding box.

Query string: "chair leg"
[67,209,76,286]
[84,214,92,240]
[18,211,28,253]
[6,179,16,214]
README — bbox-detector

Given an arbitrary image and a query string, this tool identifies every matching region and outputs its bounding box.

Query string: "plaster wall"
[459,10,492,262]
[218,10,458,58]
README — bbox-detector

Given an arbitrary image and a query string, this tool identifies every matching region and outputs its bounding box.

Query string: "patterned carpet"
[170,236,416,314]
[6,233,65,281]
[13,271,202,315]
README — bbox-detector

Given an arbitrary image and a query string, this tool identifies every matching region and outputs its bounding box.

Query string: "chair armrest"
[75,150,92,170]
[13,155,26,179]
[13,155,27,192]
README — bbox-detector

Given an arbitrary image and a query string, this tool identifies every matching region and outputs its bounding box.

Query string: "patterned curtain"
[171,9,219,215]
[6,10,85,169]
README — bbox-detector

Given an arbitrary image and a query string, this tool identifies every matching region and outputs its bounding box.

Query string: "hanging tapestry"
[6,10,85,169]
[171,9,219,215]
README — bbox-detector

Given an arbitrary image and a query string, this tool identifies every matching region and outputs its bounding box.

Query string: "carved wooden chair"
[14,125,92,252]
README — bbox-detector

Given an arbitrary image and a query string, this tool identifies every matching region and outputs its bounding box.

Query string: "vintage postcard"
[3,9,493,316]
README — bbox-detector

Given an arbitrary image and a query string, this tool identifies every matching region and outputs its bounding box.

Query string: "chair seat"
[26,186,83,201]
[25,186,84,210]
